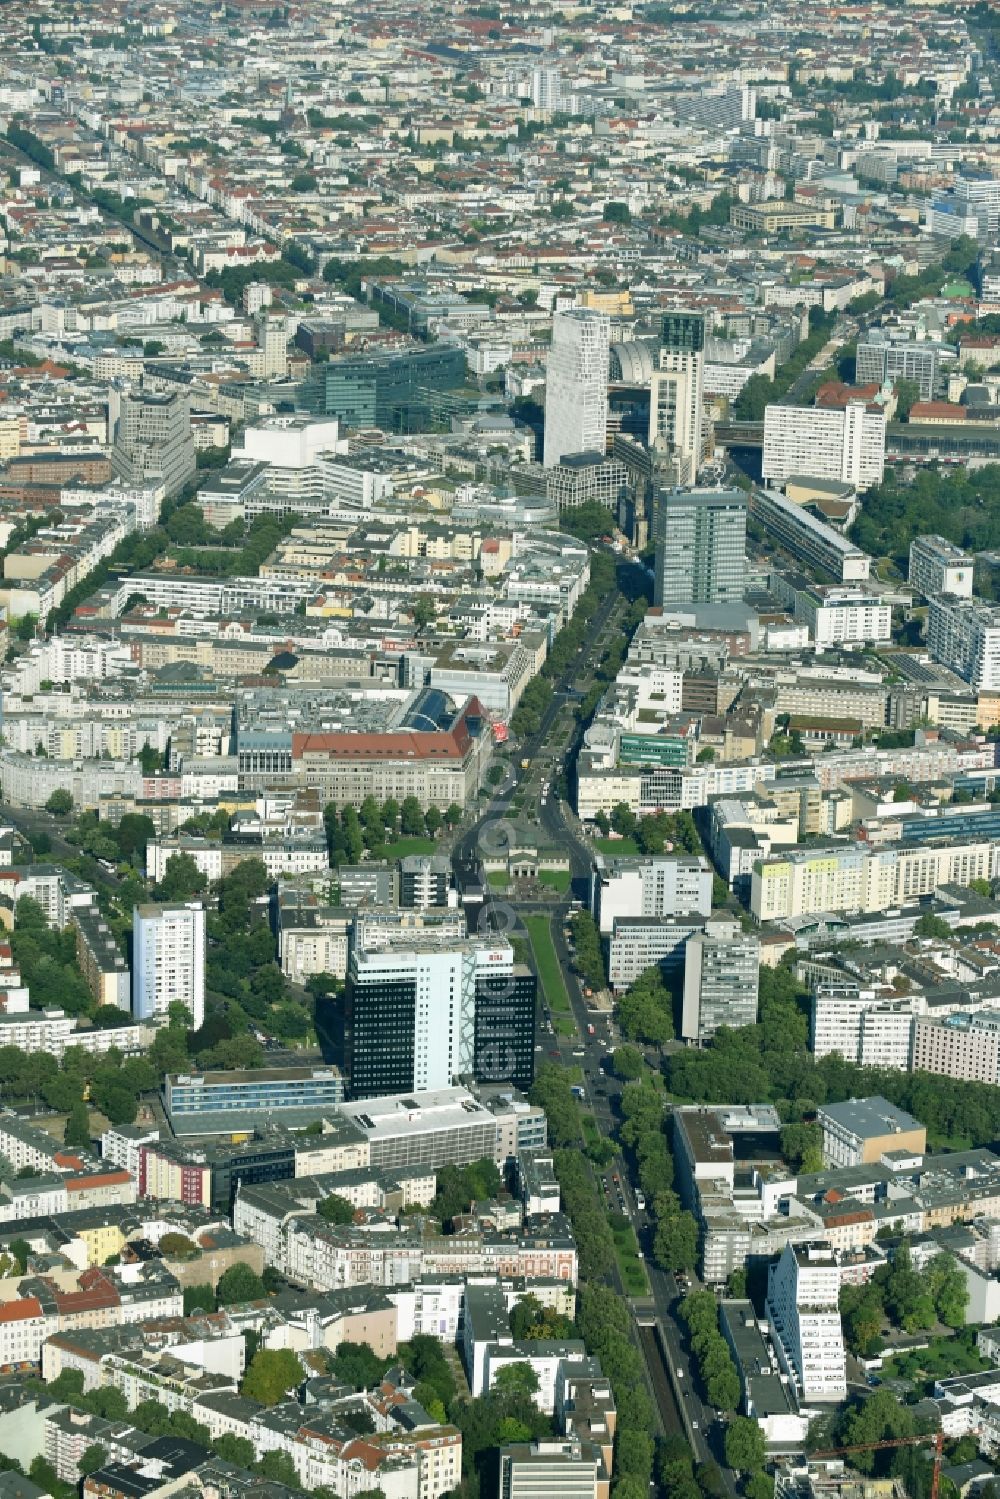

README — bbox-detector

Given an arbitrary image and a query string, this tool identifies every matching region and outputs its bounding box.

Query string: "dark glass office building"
[660,310,705,353]
[299,346,467,432]
[346,948,536,1100]
[474,969,537,1092]
[346,969,417,1099]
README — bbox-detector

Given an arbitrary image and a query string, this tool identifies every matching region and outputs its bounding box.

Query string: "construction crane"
[811,1430,945,1499]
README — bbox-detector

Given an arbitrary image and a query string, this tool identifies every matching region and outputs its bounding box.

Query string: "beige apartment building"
[912,1011,1000,1086]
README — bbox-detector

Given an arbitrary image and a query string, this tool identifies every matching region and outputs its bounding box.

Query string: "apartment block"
[681,919,760,1043]
[765,1242,846,1404]
[751,835,1000,922]
[762,403,885,492]
[908,536,975,600]
[132,902,206,1030]
[927,595,1000,691]
[912,1011,1000,1086]
[70,903,130,1011]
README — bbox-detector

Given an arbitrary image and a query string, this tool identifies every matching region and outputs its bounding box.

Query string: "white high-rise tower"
[133,902,206,1031]
[543,308,610,469]
[648,310,706,488]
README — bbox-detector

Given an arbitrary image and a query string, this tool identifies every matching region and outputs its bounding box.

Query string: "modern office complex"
[543,308,610,468]
[111,386,196,500]
[680,918,760,1043]
[545,453,628,513]
[345,928,536,1098]
[337,1087,505,1170]
[817,1096,925,1167]
[299,346,467,431]
[165,1066,345,1127]
[132,901,206,1031]
[648,311,705,487]
[762,402,885,491]
[926,172,1000,242]
[607,915,706,991]
[653,488,747,608]
[810,986,914,1070]
[908,535,975,599]
[855,331,942,401]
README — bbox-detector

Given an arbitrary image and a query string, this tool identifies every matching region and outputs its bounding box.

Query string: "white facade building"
[234,415,343,468]
[811,986,914,1069]
[543,310,609,469]
[592,854,713,935]
[649,316,705,489]
[498,1438,600,1499]
[908,536,974,600]
[132,902,206,1030]
[753,835,1000,923]
[530,68,563,111]
[927,595,1000,691]
[779,579,892,648]
[766,1242,847,1404]
[762,402,885,492]
[607,916,705,991]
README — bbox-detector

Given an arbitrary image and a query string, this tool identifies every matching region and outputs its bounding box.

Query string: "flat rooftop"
[676,1109,734,1166]
[818,1096,923,1141]
[339,1087,494,1137]
[170,1067,342,1088]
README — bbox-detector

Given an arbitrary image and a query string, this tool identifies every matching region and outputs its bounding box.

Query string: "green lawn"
[369,837,437,861]
[880,1333,989,1394]
[927,1132,973,1154]
[609,1213,649,1296]
[594,837,639,857]
[538,869,571,892]
[524,914,572,1013]
[487,870,508,889]
[554,1015,576,1037]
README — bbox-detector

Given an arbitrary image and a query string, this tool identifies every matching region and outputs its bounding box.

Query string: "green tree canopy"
[317,1192,355,1224]
[241,1348,303,1405]
[216,1262,267,1305]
